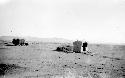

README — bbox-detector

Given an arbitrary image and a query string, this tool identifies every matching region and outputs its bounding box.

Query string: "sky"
[0,0,125,43]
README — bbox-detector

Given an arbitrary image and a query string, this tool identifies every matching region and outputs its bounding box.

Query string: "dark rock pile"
[56,45,73,53]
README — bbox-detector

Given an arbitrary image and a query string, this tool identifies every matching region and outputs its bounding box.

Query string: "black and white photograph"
[0,0,125,78]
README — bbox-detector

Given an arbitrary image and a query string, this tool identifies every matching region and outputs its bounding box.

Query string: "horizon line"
[0,35,125,45]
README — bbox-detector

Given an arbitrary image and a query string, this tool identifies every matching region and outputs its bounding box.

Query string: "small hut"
[73,40,82,53]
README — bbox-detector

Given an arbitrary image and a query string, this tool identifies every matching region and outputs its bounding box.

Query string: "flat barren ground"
[0,42,125,78]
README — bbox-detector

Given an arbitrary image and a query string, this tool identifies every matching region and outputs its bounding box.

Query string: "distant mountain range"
[0,36,73,43]
[1,36,125,45]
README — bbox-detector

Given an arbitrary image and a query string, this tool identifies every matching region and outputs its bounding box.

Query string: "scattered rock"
[0,63,28,76]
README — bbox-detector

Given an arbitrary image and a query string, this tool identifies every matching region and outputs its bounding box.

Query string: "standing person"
[82,41,88,51]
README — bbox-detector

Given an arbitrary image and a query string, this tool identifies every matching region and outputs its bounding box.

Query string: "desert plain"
[0,37,125,78]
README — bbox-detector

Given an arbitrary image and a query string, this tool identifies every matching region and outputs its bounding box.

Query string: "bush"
[12,38,28,46]
[25,43,29,46]
[12,38,20,46]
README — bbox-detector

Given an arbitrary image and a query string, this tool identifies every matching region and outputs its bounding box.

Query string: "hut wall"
[73,40,82,53]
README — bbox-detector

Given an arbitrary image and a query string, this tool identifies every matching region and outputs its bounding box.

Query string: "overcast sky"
[0,0,125,43]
